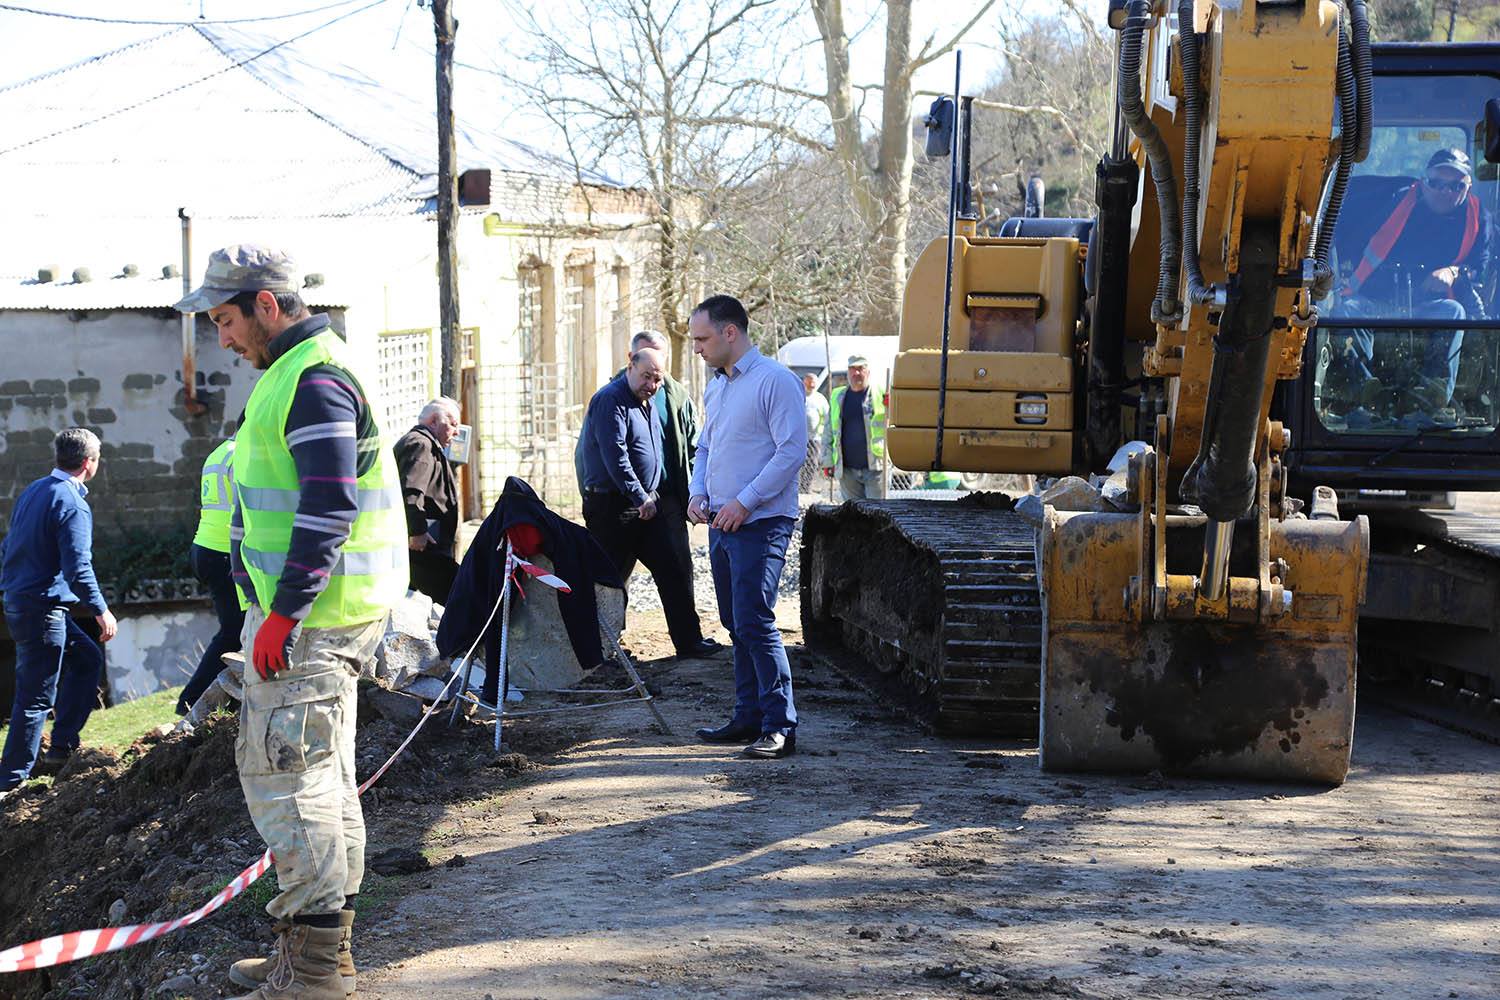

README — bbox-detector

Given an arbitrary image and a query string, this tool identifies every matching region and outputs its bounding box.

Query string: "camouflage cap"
[847,354,870,367]
[173,244,300,313]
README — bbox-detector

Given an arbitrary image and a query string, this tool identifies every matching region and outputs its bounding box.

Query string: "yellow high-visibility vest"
[193,438,236,553]
[236,331,407,627]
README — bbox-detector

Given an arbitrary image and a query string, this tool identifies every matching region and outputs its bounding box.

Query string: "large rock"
[375,592,445,689]
[502,554,626,691]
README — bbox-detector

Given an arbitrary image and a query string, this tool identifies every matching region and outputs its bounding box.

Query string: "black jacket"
[435,477,624,704]
[394,425,459,554]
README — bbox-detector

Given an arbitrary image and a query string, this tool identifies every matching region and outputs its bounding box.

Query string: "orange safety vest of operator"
[1346,183,1481,297]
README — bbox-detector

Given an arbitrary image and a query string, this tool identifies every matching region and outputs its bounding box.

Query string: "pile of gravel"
[624,517,804,614]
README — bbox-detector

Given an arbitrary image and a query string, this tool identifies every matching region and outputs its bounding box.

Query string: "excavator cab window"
[1314,70,1499,440]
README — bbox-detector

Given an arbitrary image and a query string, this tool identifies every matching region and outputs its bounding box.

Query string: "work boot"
[230,917,356,996]
[337,909,356,994]
[227,922,346,999]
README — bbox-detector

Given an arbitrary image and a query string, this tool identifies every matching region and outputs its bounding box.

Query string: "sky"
[0,0,1018,174]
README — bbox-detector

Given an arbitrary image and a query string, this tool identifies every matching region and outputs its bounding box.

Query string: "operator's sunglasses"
[1425,175,1469,193]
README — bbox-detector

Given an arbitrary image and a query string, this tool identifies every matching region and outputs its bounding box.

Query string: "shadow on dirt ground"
[3,612,1498,1000]
[346,619,1500,1000]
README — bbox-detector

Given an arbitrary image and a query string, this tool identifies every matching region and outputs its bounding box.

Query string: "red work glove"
[252,612,299,680]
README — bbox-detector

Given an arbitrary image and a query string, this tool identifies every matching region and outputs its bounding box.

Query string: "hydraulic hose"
[1348,0,1373,164]
[1311,8,1357,289]
[1117,0,1183,322]
[1309,1,1371,298]
[1176,0,1220,308]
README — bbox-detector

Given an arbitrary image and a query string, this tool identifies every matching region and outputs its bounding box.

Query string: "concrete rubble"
[1013,441,1150,527]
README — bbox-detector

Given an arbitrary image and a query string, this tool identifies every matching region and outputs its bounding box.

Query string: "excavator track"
[800,496,1041,735]
[1359,508,1500,742]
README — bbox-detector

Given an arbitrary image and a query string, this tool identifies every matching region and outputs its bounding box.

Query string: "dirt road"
[349,609,1500,1000]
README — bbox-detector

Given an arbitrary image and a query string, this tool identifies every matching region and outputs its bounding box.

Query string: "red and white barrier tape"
[0,563,565,976]
[513,557,570,594]
[0,850,275,974]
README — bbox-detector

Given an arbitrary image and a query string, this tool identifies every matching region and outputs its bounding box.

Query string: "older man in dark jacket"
[579,342,719,659]
[394,397,461,602]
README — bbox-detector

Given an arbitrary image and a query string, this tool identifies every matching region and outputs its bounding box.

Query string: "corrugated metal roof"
[0,274,348,311]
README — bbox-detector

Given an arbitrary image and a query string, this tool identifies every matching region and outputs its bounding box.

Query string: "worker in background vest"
[176,433,245,716]
[822,354,887,500]
[175,245,406,1000]
[1335,147,1493,428]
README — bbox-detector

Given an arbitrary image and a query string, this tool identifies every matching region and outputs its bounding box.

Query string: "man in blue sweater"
[579,347,716,658]
[0,427,117,802]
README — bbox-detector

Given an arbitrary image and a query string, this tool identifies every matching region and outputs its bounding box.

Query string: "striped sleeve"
[270,363,372,621]
[229,495,253,605]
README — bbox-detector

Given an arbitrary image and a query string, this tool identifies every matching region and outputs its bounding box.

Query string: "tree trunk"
[434,0,462,398]
[812,0,917,337]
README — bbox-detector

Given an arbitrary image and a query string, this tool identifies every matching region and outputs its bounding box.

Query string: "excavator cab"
[1281,43,1500,501]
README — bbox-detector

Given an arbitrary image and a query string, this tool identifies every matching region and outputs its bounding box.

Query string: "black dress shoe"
[743,731,796,759]
[677,637,724,658]
[695,721,760,744]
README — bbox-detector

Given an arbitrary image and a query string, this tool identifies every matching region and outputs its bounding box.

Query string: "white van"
[776,334,900,396]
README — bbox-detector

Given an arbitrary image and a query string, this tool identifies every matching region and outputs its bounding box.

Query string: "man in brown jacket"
[394,397,460,602]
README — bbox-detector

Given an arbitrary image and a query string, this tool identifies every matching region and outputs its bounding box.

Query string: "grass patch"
[226,869,280,919]
[42,685,185,753]
[223,869,403,921]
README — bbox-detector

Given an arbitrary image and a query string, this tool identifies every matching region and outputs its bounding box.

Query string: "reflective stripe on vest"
[193,439,236,553]
[236,330,408,628]
[237,484,401,513]
[827,385,887,466]
[239,542,407,579]
[1349,185,1481,295]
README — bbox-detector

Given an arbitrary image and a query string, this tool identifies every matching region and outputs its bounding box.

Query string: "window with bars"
[518,267,543,438]
[518,265,541,360]
[561,264,587,406]
[376,329,432,436]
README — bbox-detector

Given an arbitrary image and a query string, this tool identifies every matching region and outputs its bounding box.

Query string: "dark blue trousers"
[1,602,103,790]
[178,544,246,714]
[708,515,797,735]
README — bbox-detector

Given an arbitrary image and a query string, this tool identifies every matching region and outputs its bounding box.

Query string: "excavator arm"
[885,0,1374,782]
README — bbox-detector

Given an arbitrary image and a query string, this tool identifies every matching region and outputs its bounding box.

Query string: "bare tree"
[897,8,1111,265]
[499,0,816,377]
[705,149,877,351]
[1431,0,1500,40]
[802,0,998,336]
[974,8,1112,224]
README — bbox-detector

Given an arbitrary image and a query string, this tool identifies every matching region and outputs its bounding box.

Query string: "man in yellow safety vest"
[822,354,887,500]
[175,245,406,1000]
[177,433,245,716]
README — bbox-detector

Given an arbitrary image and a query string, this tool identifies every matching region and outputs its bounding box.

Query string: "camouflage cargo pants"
[237,606,384,920]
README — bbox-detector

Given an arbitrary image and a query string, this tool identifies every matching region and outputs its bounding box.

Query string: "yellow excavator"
[802,0,1500,784]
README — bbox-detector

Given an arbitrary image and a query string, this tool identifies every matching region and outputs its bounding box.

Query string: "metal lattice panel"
[377,329,432,436]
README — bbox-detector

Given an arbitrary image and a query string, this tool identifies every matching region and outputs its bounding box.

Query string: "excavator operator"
[1334,147,1494,429]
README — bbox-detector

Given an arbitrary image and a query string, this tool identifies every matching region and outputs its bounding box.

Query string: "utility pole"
[433,0,462,398]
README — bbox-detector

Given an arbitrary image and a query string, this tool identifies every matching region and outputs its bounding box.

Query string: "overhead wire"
[0,0,368,26]
[0,25,185,95]
[0,0,393,158]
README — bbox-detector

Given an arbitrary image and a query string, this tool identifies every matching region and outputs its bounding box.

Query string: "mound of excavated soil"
[0,685,541,1000]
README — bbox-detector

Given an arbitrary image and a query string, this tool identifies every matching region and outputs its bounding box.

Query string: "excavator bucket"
[1038,508,1368,785]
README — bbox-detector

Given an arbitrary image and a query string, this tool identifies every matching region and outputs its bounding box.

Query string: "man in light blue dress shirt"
[686,295,807,759]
